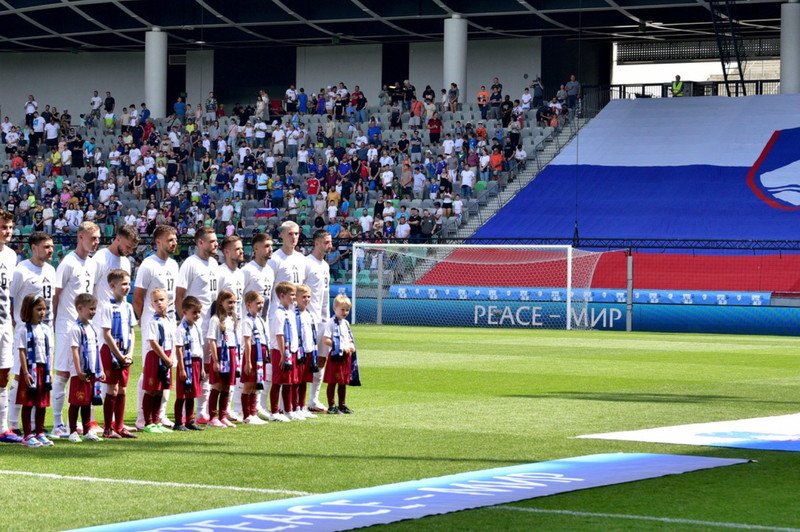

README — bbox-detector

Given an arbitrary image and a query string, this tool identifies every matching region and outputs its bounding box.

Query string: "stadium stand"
[0,82,568,271]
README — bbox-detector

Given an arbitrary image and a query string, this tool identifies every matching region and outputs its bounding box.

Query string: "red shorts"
[271,349,298,385]
[15,365,51,408]
[299,353,315,384]
[323,353,352,385]
[68,375,96,406]
[100,345,130,387]
[239,345,268,384]
[143,350,172,392]
[209,347,237,386]
[175,358,203,399]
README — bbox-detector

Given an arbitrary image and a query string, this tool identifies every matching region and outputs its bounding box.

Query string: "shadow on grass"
[508,391,800,405]
[0,441,536,466]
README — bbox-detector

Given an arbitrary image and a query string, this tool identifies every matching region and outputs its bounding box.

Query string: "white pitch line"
[493,506,800,532]
[0,470,313,496]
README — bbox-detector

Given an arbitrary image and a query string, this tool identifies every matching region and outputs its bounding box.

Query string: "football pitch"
[2,326,800,532]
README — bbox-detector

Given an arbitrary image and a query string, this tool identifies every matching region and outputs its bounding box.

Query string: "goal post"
[348,243,605,330]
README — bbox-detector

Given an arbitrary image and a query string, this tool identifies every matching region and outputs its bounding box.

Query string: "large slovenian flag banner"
[473,95,800,241]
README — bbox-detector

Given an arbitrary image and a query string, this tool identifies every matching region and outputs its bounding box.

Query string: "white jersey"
[15,323,54,364]
[218,263,245,333]
[147,316,176,355]
[305,254,330,323]
[269,305,299,352]
[241,260,275,320]
[0,246,17,330]
[175,320,203,359]
[267,249,306,319]
[55,251,96,326]
[68,321,100,377]
[91,248,131,330]
[323,316,354,356]
[298,309,316,353]
[134,253,179,322]
[178,254,219,343]
[207,315,241,357]
[243,313,269,349]
[135,254,178,361]
[97,300,137,356]
[11,260,56,327]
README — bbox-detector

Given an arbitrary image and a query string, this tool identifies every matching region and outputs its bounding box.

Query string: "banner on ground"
[68,453,747,532]
[577,414,800,451]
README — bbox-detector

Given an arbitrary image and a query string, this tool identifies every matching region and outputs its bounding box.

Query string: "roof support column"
[145,27,168,118]
[781,0,800,94]
[443,14,468,110]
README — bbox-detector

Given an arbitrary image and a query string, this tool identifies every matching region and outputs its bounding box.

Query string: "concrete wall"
[409,37,542,105]
[0,52,145,125]
[296,44,382,105]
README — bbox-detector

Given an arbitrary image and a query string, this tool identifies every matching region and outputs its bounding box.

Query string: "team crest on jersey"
[748,127,800,210]
[76,390,85,401]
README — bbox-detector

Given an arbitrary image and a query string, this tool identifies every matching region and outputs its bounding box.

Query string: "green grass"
[3,327,800,531]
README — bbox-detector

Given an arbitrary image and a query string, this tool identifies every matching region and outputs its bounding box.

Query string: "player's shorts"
[69,375,96,406]
[16,364,51,408]
[54,325,74,373]
[300,356,316,384]
[0,324,13,370]
[143,350,172,392]
[239,345,267,384]
[209,348,237,386]
[270,349,297,385]
[323,353,352,385]
[175,358,203,399]
[100,345,130,387]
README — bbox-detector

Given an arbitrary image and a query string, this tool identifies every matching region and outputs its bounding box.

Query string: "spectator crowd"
[1,74,580,275]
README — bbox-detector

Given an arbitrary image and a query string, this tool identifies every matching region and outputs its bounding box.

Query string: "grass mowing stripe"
[0,470,313,496]
[493,506,800,531]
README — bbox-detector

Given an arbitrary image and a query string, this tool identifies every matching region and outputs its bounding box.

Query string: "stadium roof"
[0,0,784,53]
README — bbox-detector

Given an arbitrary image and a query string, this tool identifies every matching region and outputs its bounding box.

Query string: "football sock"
[208,389,219,419]
[135,374,145,426]
[103,394,116,431]
[114,393,126,432]
[338,384,346,406]
[8,379,20,429]
[0,386,8,433]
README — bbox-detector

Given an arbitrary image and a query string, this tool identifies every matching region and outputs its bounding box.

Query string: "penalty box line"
[493,506,800,532]
[0,470,314,497]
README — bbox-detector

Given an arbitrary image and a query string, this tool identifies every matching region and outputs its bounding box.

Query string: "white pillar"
[145,27,168,118]
[781,0,800,94]
[443,14,468,107]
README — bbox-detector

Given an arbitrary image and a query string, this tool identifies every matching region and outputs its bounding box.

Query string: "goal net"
[348,244,605,330]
